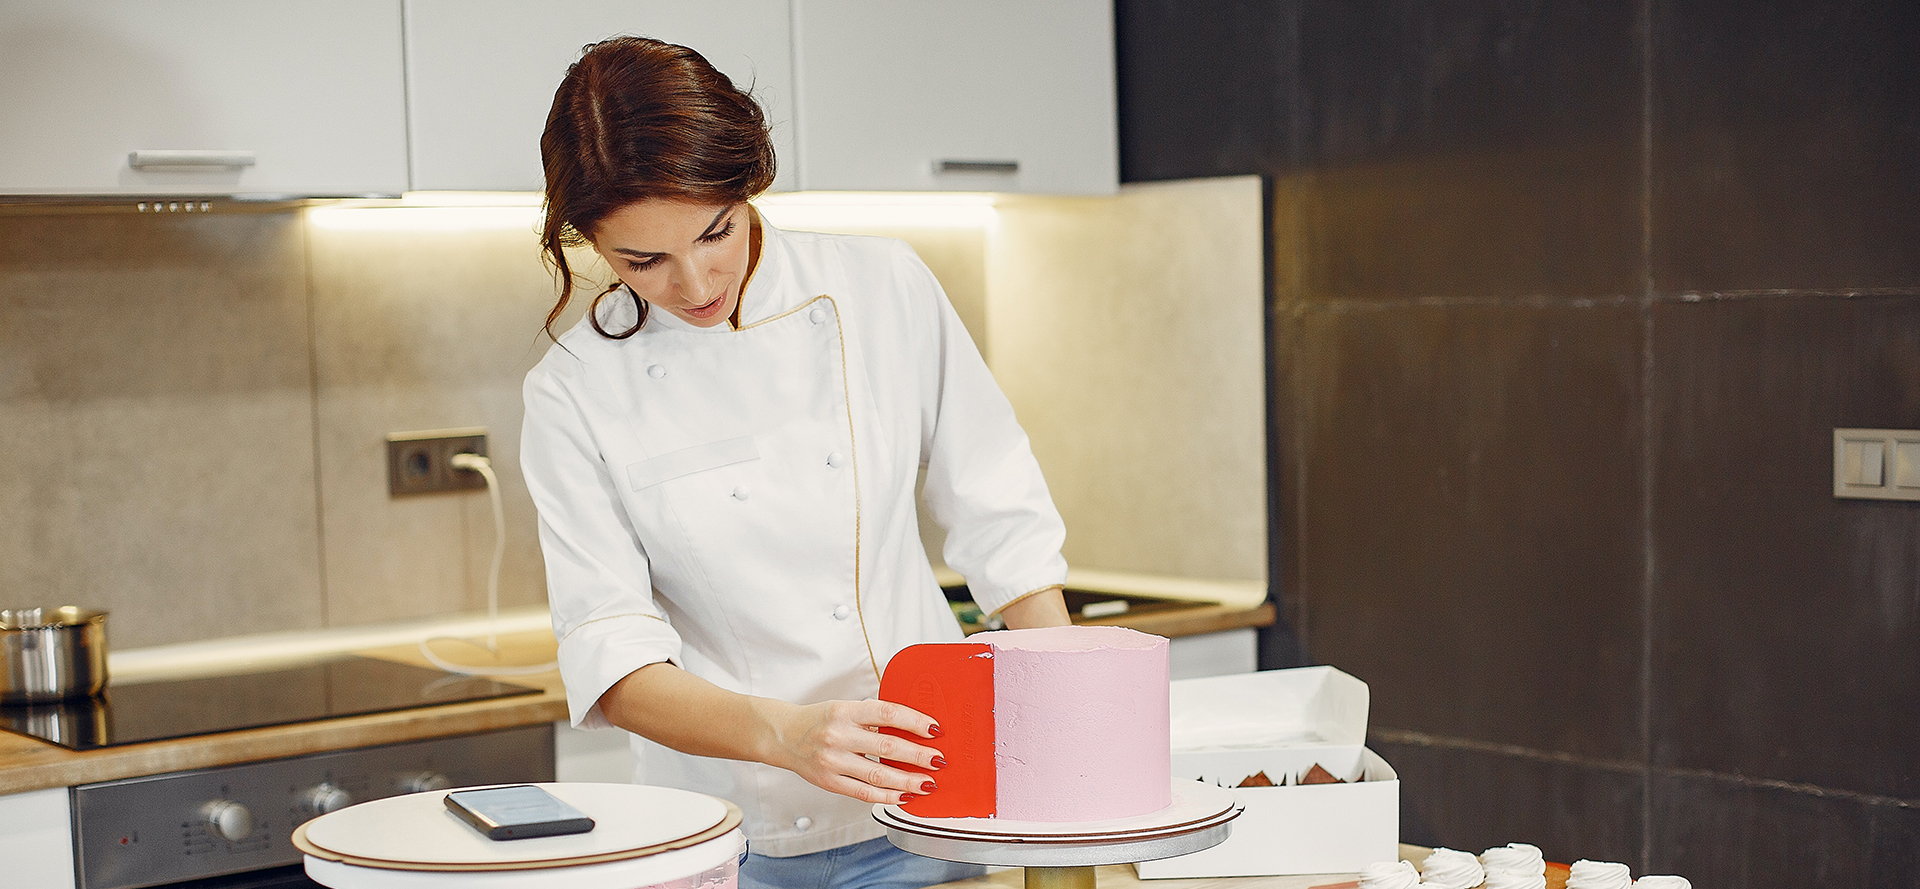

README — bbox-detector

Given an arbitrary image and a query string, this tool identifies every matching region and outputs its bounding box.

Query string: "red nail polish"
[928,724,944,738]
[931,756,947,770]
[920,780,937,794]
[900,793,915,803]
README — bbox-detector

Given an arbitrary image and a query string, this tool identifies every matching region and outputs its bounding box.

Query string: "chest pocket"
[628,437,760,491]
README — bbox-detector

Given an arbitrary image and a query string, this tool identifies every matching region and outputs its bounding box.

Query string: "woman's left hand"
[755,697,943,805]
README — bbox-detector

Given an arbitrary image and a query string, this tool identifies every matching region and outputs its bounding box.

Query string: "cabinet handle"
[128,150,257,169]
[935,159,1019,175]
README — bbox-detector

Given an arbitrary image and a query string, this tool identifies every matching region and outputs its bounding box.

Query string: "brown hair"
[539,36,777,340]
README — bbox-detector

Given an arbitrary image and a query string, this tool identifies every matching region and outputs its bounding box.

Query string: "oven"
[0,655,553,889]
[69,725,554,889]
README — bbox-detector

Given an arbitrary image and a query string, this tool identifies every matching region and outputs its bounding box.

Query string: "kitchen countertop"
[1064,570,1272,638]
[1080,601,1274,639]
[0,582,1271,797]
[0,632,567,796]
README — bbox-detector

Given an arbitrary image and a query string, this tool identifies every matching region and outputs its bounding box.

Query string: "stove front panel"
[71,724,553,889]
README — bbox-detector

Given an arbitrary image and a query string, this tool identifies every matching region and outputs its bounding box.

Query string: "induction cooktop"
[0,655,540,750]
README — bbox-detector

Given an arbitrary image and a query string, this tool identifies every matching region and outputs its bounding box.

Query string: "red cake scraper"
[877,642,995,817]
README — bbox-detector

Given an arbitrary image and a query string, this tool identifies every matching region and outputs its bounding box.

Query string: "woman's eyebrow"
[610,207,735,258]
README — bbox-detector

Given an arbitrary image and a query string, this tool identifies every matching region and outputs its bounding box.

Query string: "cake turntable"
[293,783,745,888]
[873,778,1242,889]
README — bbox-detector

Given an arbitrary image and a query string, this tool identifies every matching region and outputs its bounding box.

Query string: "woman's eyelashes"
[698,218,736,244]
[621,218,734,273]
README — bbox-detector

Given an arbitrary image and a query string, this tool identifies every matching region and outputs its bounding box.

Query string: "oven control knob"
[304,783,353,815]
[201,800,254,842]
[400,771,451,794]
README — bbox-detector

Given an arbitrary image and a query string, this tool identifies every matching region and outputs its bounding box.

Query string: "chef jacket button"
[808,306,829,324]
[832,604,852,620]
[647,364,667,379]
[826,452,845,469]
[732,486,750,501]
[794,816,813,832]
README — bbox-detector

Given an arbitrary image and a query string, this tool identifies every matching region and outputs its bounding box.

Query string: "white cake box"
[1136,666,1399,879]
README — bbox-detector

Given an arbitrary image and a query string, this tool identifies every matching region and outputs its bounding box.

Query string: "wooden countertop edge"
[0,688,567,796]
[1083,602,1276,638]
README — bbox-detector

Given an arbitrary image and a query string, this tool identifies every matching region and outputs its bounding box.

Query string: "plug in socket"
[387,428,488,496]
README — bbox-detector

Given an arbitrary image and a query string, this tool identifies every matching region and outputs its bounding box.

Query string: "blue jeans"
[741,836,986,889]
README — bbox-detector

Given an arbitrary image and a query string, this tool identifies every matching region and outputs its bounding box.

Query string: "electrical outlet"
[387,428,488,496]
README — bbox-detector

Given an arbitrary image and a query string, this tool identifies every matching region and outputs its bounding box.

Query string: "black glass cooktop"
[0,656,539,751]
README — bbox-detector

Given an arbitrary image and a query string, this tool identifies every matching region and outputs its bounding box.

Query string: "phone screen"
[444,785,596,840]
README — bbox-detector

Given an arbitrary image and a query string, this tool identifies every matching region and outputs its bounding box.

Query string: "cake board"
[873,779,1241,889]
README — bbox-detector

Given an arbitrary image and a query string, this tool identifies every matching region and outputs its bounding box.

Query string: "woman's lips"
[683,292,728,319]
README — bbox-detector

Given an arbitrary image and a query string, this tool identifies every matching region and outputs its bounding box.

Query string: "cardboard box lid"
[1169,665,1370,751]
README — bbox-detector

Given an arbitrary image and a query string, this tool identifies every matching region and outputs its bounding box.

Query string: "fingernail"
[928,724,944,738]
[900,793,915,803]
[931,756,947,770]
[920,780,937,794]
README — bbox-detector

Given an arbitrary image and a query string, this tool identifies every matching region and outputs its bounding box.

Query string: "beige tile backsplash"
[989,177,1268,582]
[305,217,559,626]
[0,177,1263,648]
[0,212,324,647]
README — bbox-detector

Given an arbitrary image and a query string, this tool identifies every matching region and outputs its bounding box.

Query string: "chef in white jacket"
[520,37,1072,889]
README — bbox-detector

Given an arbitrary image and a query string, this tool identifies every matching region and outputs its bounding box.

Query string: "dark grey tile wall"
[1650,296,1920,800]
[1297,0,1643,301]
[1650,772,1920,889]
[1652,0,1920,292]
[1118,0,1920,885]
[1297,302,1644,762]
[1114,0,1299,181]
[1373,735,1645,867]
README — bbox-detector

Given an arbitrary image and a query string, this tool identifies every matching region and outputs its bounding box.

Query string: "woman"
[519,36,1073,889]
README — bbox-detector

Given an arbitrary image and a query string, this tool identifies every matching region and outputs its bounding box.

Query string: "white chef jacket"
[520,219,1069,857]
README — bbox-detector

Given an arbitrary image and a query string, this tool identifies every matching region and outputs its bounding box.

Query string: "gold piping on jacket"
[988,584,1067,619]
[736,294,881,685]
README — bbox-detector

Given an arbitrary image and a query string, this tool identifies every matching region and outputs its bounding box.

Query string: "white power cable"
[418,452,557,677]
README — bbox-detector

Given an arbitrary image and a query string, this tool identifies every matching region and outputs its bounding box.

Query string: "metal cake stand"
[873,779,1242,889]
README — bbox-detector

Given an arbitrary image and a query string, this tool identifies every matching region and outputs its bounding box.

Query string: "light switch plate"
[1833,428,1920,501]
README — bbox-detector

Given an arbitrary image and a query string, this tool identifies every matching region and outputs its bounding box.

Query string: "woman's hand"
[755,697,944,804]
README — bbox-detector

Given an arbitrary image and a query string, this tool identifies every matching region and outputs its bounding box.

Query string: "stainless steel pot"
[0,605,108,704]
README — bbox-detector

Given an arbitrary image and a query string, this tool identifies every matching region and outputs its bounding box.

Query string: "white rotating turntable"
[873,778,1242,889]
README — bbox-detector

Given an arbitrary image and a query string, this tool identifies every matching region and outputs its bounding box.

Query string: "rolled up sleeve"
[522,354,681,730]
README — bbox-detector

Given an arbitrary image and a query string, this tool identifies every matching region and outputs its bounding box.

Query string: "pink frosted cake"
[879,624,1171,821]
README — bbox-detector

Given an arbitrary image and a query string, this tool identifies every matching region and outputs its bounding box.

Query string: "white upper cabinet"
[790,0,1117,195]
[0,0,408,197]
[405,0,796,193]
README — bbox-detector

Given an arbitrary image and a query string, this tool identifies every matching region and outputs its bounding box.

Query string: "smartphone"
[444,785,596,840]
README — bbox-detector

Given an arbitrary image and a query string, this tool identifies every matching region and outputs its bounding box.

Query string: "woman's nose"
[669,257,704,301]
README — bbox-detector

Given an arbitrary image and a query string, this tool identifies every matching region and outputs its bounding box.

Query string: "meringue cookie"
[1631,878,1690,889]
[1480,842,1546,875]
[1358,859,1422,889]
[1419,847,1486,889]
[1566,859,1633,889]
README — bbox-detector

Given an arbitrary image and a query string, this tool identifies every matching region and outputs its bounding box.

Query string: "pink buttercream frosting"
[978,625,1171,821]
